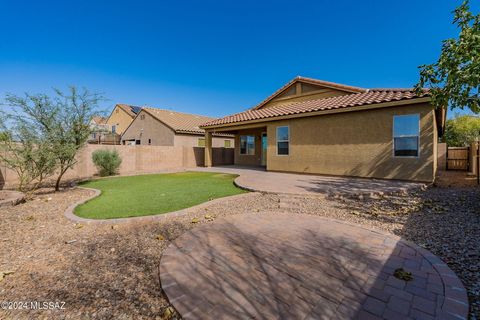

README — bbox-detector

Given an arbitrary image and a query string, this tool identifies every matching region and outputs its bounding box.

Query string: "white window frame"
[239,135,255,155]
[276,126,290,156]
[393,114,420,158]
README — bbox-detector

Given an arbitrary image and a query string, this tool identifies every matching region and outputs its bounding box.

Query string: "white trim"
[276,126,290,156]
[392,114,420,158]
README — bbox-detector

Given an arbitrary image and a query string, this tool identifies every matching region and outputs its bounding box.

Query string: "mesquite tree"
[415,0,479,113]
[2,87,104,191]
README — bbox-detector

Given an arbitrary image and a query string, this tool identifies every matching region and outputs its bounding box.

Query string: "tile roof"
[142,107,232,136]
[117,104,142,117]
[251,76,367,110]
[91,116,107,124]
[201,89,429,128]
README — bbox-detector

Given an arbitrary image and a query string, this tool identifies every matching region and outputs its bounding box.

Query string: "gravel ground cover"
[0,184,478,319]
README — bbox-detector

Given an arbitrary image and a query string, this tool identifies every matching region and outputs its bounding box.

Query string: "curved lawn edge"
[64,187,255,225]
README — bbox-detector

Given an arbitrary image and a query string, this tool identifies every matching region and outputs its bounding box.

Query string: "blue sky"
[0,0,477,118]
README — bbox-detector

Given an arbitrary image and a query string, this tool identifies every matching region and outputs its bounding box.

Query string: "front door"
[261,133,267,166]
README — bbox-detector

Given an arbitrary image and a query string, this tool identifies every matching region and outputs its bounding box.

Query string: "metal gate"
[446,147,470,171]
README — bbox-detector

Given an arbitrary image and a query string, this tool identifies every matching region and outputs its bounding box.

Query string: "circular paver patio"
[160,213,469,320]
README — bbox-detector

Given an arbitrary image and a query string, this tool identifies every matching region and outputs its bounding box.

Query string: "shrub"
[92,149,122,176]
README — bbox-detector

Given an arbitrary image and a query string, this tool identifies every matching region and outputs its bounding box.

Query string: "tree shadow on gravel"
[13,219,191,319]
[324,185,480,318]
[160,214,418,319]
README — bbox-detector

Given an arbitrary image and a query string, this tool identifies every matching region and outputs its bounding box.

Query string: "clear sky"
[0,0,477,118]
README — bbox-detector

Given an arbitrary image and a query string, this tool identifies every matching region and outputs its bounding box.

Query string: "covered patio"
[204,125,268,168]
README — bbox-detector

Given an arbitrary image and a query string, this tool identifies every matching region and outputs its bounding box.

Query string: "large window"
[393,114,420,157]
[276,126,289,155]
[198,138,205,147]
[240,136,255,155]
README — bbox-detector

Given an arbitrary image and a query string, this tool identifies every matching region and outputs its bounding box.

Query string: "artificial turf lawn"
[74,171,246,219]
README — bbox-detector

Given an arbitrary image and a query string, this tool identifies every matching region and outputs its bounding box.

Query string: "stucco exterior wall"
[231,102,436,182]
[264,88,347,109]
[122,110,175,146]
[121,111,234,147]
[266,103,436,182]
[106,106,135,135]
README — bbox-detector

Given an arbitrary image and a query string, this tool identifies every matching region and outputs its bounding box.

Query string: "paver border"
[64,186,254,225]
[160,212,469,320]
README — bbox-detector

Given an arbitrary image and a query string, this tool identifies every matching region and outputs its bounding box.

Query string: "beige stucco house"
[200,76,446,182]
[106,104,142,136]
[121,107,234,148]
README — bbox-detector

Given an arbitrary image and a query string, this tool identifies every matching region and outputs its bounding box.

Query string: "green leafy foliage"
[1,87,104,191]
[91,149,122,177]
[444,114,480,146]
[415,1,480,113]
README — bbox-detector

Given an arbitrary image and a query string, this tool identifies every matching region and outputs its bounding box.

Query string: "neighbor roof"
[201,89,430,128]
[142,107,229,135]
[117,104,142,118]
[251,76,367,110]
[91,116,107,124]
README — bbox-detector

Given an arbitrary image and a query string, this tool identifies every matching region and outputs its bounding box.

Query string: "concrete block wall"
[0,145,234,189]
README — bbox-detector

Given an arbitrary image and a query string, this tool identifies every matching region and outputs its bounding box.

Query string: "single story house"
[200,76,446,182]
[121,107,234,148]
[106,104,142,135]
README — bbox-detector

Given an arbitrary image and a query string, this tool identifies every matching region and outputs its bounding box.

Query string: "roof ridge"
[143,106,214,119]
[250,76,367,111]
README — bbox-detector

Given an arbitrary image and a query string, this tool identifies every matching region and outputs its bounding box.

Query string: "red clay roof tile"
[201,89,429,128]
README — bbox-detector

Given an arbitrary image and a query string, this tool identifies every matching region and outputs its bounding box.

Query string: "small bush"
[92,149,122,176]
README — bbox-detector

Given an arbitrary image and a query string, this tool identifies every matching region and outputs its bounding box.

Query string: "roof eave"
[201,97,432,130]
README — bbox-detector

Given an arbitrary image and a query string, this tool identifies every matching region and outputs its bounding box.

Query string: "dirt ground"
[0,182,478,319]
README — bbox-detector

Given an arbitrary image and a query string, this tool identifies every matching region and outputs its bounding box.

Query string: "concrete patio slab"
[193,166,425,196]
[160,213,468,320]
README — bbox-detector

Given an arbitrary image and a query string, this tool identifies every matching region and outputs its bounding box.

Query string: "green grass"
[74,171,246,219]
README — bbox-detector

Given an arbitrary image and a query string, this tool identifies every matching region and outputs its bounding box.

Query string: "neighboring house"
[121,107,234,148]
[200,76,446,182]
[88,116,109,143]
[106,104,142,136]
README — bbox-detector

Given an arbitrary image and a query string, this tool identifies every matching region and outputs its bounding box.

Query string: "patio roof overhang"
[202,97,432,131]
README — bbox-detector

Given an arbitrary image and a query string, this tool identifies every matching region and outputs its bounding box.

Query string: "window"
[198,138,205,147]
[224,140,231,148]
[140,114,146,120]
[148,138,151,145]
[112,125,116,133]
[393,114,420,157]
[240,136,255,155]
[276,126,289,155]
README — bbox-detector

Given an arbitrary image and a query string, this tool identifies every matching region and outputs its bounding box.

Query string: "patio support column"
[204,131,213,167]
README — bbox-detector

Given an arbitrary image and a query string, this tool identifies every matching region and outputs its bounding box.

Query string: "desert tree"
[2,87,104,191]
[415,0,479,113]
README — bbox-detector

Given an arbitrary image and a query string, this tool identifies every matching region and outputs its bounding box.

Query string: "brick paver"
[193,166,424,197]
[160,213,469,319]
